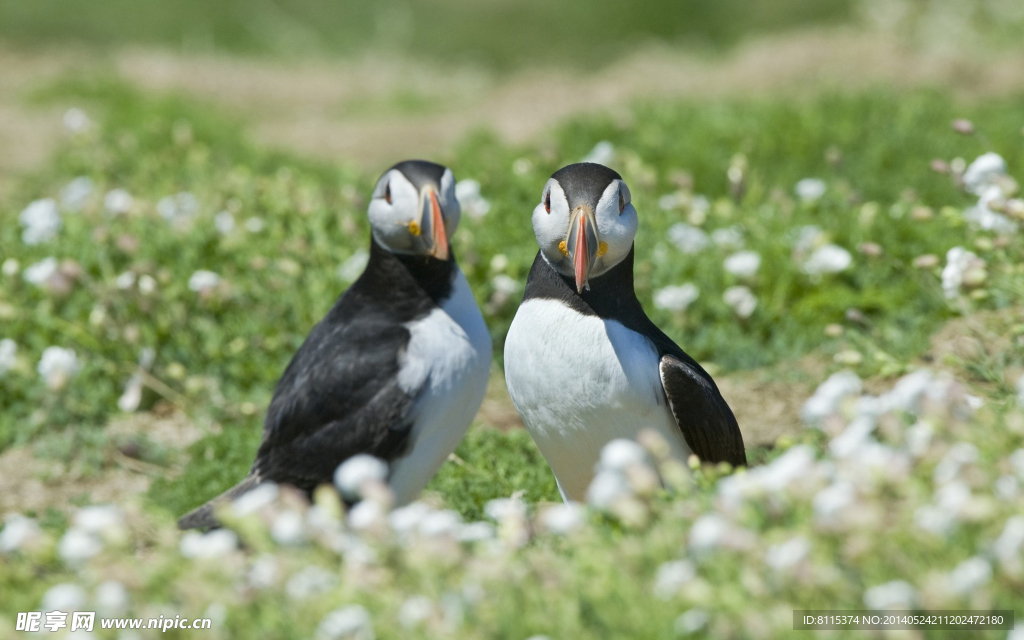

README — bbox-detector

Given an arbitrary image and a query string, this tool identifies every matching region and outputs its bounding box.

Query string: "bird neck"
[526,245,642,319]
[363,237,456,304]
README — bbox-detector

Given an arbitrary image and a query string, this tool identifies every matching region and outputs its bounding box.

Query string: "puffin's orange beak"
[421,187,448,261]
[566,205,599,293]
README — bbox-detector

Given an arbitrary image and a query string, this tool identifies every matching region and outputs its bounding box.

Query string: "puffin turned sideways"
[504,162,745,501]
[179,160,492,529]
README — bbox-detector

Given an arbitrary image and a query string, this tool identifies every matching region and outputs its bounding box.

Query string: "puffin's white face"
[532,163,637,292]
[367,161,460,260]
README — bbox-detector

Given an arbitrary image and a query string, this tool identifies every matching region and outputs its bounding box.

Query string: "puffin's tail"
[177,474,263,530]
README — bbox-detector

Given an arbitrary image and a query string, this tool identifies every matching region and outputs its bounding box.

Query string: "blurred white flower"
[915,504,955,536]
[485,497,527,522]
[233,483,279,515]
[802,371,862,424]
[334,454,388,501]
[63,107,91,133]
[830,416,875,458]
[2,258,18,277]
[764,536,810,571]
[948,557,991,595]
[674,609,708,635]
[689,514,729,551]
[539,503,585,535]
[457,521,495,543]
[338,250,370,282]
[139,274,157,295]
[795,178,827,202]
[659,193,682,211]
[993,516,1024,564]
[802,244,852,275]
[60,177,94,211]
[74,505,124,535]
[793,225,826,257]
[317,605,373,640]
[104,189,134,215]
[582,141,615,165]
[95,580,129,616]
[668,223,710,254]
[456,179,491,219]
[491,274,519,297]
[245,217,266,233]
[966,184,1018,234]
[188,270,221,293]
[115,271,136,290]
[653,559,696,599]
[59,528,102,564]
[586,469,631,509]
[1011,449,1024,480]
[419,509,463,539]
[38,346,80,391]
[23,257,59,287]
[864,580,917,608]
[271,510,307,546]
[598,439,648,472]
[249,555,279,589]
[287,566,337,601]
[214,211,236,235]
[42,583,87,613]
[157,192,199,222]
[711,226,744,250]
[962,152,1007,195]
[654,284,699,312]
[722,286,757,318]
[0,514,40,552]
[179,529,238,559]
[813,481,855,522]
[933,442,978,485]
[0,339,16,376]
[389,501,432,536]
[724,251,761,278]
[398,596,433,629]
[994,475,1018,501]
[19,198,61,245]
[347,500,386,531]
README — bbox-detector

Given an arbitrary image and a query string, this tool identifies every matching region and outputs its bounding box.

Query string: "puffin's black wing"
[251,308,420,493]
[658,354,747,466]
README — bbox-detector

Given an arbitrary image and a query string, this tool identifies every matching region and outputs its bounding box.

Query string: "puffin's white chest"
[388,269,492,505]
[504,298,690,500]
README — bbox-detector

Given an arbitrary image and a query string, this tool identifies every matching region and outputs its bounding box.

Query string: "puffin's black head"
[533,162,636,293]
[368,160,460,260]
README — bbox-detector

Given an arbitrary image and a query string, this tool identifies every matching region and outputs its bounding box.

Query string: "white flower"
[667,223,710,254]
[58,528,102,564]
[764,536,810,571]
[802,371,862,424]
[539,503,585,535]
[659,193,682,211]
[993,516,1024,564]
[389,501,432,536]
[38,346,81,391]
[179,529,238,559]
[962,152,1007,195]
[317,605,373,640]
[933,442,978,485]
[139,274,157,295]
[864,580,917,608]
[802,244,852,275]
[95,580,129,615]
[157,192,199,221]
[245,217,265,233]
[711,226,744,250]
[485,497,527,522]
[994,475,1018,501]
[653,284,699,312]
[232,483,279,515]
[653,559,696,599]
[674,609,708,635]
[63,107,91,133]
[42,583,87,613]
[2,258,18,276]
[915,505,955,536]
[1011,449,1024,480]
[948,557,991,595]
[287,566,336,601]
[249,555,279,589]
[829,416,875,458]
[116,372,142,414]
[334,454,388,501]
[942,247,986,299]
[793,225,826,257]
[23,257,59,287]
[813,481,855,522]
[457,521,495,542]
[689,514,729,551]
[338,250,369,282]
[718,445,816,509]
[347,500,386,531]
[60,177,94,211]
[398,596,433,629]
[0,339,16,376]
[188,270,220,293]
[970,186,1018,234]
[795,178,827,202]
[104,189,134,215]
[419,509,463,539]
[724,251,761,278]
[456,179,491,219]
[271,510,307,546]
[74,505,123,535]
[0,514,40,552]
[722,285,757,318]
[115,271,136,290]
[19,198,61,245]
[491,274,519,297]
[582,141,615,165]
[586,469,631,509]
[598,439,648,472]
[214,211,236,234]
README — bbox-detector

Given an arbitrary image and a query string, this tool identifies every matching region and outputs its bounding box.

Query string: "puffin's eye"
[384,183,392,204]
[544,191,551,213]
[618,190,625,213]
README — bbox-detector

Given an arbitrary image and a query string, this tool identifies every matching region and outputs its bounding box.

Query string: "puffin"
[179,160,492,529]
[503,162,745,501]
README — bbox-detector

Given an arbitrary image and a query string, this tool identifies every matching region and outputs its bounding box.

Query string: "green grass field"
[1,59,1024,638]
